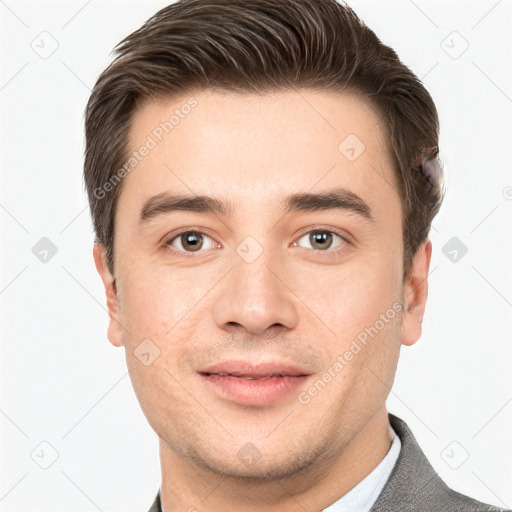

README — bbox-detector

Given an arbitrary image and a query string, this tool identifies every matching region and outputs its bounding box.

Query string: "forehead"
[120,88,400,223]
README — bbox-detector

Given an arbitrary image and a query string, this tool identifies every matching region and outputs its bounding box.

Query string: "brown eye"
[309,231,334,250]
[180,232,203,252]
[295,230,346,251]
[166,230,217,253]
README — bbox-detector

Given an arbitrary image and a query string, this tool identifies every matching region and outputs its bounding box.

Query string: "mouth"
[202,372,289,380]
[198,361,312,406]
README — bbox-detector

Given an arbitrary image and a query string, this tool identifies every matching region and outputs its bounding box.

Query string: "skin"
[94,89,432,511]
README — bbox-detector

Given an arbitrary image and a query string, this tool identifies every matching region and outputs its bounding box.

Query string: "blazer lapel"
[370,414,505,511]
[147,489,161,512]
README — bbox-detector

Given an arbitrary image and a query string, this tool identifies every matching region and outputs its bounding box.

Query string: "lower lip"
[199,374,309,406]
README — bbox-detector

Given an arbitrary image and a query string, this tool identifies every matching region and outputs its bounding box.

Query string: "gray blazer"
[148,413,508,511]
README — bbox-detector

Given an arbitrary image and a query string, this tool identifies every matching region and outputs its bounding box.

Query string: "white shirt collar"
[322,427,401,512]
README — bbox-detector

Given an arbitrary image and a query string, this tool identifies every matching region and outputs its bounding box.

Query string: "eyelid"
[165,226,216,241]
[302,225,350,238]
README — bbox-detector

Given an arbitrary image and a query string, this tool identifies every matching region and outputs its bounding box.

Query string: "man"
[84,0,507,510]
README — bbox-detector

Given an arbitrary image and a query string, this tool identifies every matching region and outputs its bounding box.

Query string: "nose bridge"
[236,240,280,298]
[212,234,299,334]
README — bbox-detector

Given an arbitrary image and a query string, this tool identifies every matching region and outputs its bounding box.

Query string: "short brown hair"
[84,0,445,281]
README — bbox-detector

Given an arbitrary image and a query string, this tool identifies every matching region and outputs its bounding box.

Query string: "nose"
[212,247,299,336]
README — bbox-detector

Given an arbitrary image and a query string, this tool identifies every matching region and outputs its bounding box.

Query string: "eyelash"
[164,227,350,257]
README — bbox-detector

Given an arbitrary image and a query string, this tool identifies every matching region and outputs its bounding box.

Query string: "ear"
[93,243,124,347]
[401,238,432,347]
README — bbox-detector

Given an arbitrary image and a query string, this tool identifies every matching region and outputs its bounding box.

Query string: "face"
[94,89,431,481]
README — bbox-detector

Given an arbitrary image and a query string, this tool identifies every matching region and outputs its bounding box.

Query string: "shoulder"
[370,414,509,512]
[147,490,161,512]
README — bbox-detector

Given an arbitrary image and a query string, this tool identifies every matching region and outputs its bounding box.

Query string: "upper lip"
[198,360,311,378]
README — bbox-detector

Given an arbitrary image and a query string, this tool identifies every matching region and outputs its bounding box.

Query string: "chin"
[181,438,330,483]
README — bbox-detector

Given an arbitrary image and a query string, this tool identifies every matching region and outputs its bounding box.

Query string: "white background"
[1,0,511,510]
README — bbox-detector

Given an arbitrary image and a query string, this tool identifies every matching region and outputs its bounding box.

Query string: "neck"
[158,406,393,512]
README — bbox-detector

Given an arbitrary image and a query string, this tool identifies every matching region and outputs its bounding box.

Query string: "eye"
[164,227,349,256]
[292,229,347,251]
[165,230,220,254]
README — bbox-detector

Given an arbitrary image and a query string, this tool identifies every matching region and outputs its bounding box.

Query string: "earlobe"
[400,239,432,347]
[92,243,124,347]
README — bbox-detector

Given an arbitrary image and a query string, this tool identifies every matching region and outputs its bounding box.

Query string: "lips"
[205,373,284,380]
[198,361,310,379]
[198,360,312,406]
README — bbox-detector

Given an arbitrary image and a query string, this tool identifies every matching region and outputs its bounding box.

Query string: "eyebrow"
[139,187,374,224]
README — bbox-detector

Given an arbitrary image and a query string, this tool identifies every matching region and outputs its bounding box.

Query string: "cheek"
[116,257,222,345]
[124,353,194,438]
[289,253,401,348]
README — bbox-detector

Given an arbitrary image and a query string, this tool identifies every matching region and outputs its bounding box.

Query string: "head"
[86,0,445,485]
